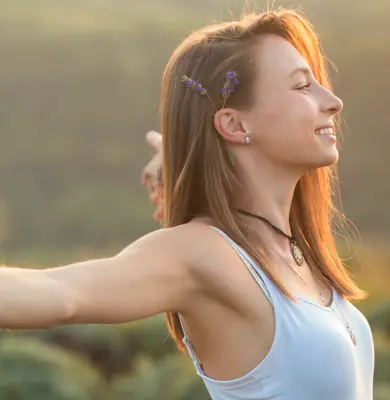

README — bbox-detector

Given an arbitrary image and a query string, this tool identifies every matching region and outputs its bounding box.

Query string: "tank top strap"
[177,313,204,374]
[209,226,274,305]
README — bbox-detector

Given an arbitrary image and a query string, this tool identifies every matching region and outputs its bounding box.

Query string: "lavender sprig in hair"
[182,75,217,109]
[181,71,239,111]
[182,75,208,95]
[219,71,239,108]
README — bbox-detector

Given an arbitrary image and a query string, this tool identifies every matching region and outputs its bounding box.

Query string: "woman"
[0,9,374,400]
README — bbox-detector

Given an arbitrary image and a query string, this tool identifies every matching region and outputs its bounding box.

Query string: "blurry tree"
[0,336,103,400]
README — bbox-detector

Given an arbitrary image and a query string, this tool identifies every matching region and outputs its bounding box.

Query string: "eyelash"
[296,81,312,91]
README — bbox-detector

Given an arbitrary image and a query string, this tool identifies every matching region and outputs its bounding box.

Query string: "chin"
[315,150,339,168]
[304,148,339,170]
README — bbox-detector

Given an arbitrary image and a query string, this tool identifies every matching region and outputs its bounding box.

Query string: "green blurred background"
[0,0,389,399]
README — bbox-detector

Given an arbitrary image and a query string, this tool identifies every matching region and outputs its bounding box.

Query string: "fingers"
[153,201,164,222]
[142,130,164,222]
[142,131,162,187]
[143,176,163,204]
[149,190,160,206]
[140,168,150,186]
[141,162,160,189]
[141,156,160,185]
[150,188,164,222]
[146,130,162,152]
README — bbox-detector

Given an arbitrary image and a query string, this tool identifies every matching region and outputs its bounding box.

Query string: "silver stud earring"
[244,136,251,144]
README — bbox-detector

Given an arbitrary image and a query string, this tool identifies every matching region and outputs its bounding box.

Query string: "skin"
[141,130,164,221]
[0,35,343,382]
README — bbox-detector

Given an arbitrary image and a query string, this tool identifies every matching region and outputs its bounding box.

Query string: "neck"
[232,154,302,255]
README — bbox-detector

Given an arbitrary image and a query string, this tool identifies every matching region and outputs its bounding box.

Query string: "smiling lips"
[314,127,335,136]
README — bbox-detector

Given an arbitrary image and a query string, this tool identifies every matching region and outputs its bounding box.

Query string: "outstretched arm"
[0,228,195,330]
[0,131,190,330]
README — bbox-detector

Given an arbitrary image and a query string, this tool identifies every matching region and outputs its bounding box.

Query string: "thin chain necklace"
[235,208,304,266]
[260,240,357,346]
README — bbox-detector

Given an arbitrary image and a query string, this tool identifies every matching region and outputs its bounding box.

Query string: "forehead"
[255,34,310,80]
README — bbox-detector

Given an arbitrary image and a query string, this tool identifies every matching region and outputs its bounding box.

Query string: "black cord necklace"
[235,208,304,266]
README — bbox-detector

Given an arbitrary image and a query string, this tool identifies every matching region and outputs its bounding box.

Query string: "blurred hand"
[141,130,164,221]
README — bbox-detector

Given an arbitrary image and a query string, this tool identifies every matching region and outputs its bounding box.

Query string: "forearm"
[0,266,74,330]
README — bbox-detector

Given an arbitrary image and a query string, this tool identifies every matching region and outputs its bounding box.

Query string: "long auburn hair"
[160,8,367,352]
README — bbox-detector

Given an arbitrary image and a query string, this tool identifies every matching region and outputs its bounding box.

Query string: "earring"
[244,136,251,144]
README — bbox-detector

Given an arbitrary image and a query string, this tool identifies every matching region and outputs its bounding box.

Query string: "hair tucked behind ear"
[160,8,367,353]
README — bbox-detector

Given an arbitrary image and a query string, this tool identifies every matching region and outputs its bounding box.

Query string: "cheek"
[293,96,317,128]
[280,94,317,126]
[263,95,317,142]
[253,96,318,157]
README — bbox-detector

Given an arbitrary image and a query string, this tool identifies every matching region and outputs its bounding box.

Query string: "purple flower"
[219,71,239,103]
[226,71,236,79]
[182,75,207,95]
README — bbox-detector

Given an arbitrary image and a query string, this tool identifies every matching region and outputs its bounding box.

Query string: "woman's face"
[243,34,343,171]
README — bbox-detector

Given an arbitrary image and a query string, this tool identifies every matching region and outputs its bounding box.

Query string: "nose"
[321,88,343,116]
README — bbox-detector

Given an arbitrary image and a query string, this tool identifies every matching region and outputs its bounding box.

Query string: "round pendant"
[291,241,304,266]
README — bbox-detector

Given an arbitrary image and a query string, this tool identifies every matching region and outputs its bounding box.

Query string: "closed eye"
[295,81,312,91]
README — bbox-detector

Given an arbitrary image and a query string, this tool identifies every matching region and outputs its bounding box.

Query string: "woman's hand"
[141,131,164,221]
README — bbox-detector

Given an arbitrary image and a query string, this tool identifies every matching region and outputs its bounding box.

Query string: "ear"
[213,108,249,145]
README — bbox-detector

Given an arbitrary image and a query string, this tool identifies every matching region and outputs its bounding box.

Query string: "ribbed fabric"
[179,226,374,400]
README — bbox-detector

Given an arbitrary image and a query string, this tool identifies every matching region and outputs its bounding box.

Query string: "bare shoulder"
[156,220,230,269]
[116,220,240,308]
[160,221,244,296]
[117,222,212,266]
[118,220,219,263]
[120,220,227,278]
[115,221,219,288]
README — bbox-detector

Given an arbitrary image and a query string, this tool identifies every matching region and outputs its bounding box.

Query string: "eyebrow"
[288,66,312,78]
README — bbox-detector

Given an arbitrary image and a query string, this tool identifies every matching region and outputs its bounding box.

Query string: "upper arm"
[46,228,197,325]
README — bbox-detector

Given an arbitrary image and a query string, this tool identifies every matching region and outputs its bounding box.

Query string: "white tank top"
[178,226,375,400]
